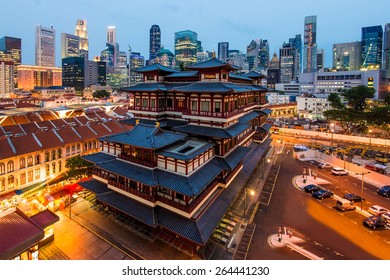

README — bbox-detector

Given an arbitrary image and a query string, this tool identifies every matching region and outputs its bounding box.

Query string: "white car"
[367,205,389,215]
[331,167,348,176]
[382,211,390,224]
[318,163,332,169]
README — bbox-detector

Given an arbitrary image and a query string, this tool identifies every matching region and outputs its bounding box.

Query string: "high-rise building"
[279,42,297,83]
[149,25,161,62]
[156,47,175,68]
[218,42,229,62]
[0,60,14,97]
[246,40,259,71]
[129,52,145,85]
[258,39,269,70]
[62,56,85,92]
[0,36,22,87]
[316,49,324,71]
[382,23,390,76]
[267,52,280,89]
[17,65,62,91]
[35,25,56,67]
[303,15,317,73]
[228,50,247,70]
[332,42,362,71]
[101,43,116,73]
[75,19,89,60]
[107,26,116,45]
[61,33,80,59]
[174,30,198,68]
[289,34,302,73]
[361,25,383,69]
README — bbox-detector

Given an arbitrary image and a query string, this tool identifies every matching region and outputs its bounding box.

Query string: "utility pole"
[356,171,371,211]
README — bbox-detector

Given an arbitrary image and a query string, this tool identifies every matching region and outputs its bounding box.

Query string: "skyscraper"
[246,40,259,70]
[303,15,317,73]
[316,49,324,71]
[279,42,297,83]
[130,52,145,85]
[361,25,383,69]
[107,26,116,45]
[289,34,302,73]
[75,19,88,60]
[332,42,362,71]
[106,26,118,68]
[382,23,390,76]
[267,52,280,89]
[0,36,21,87]
[0,60,14,97]
[149,25,161,62]
[62,56,84,92]
[174,30,198,68]
[218,42,229,62]
[61,33,80,59]
[258,39,269,70]
[35,25,56,67]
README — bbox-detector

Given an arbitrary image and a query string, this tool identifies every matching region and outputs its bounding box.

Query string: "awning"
[15,182,44,195]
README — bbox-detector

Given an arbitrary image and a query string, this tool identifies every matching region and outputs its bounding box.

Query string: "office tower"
[383,23,390,76]
[267,52,280,89]
[17,65,62,91]
[35,25,56,67]
[332,42,362,71]
[317,49,324,70]
[129,52,145,85]
[149,25,161,62]
[361,25,383,69]
[174,30,198,67]
[61,33,80,59]
[107,26,116,45]
[196,51,212,62]
[289,34,302,73]
[303,15,317,73]
[258,39,269,70]
[156,47,174,68]
[62,56,85,92]
[117,51,127,68]
[279,42,297,83]
[75,19,88,60]
[218,42,229,62]
[228,50,246,69]
[246,40,259,70]
[0,60,14,97]
[101,43,116,73]
[0,36,21,87]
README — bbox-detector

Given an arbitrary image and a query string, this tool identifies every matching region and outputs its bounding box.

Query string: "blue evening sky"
[2,0,389,68]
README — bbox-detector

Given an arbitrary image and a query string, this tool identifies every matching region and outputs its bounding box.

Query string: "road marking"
[333,251,344,257]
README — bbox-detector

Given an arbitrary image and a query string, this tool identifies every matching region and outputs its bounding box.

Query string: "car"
[343,193,365,203]
[363,215,387,229]
[331,167,349,176]
[377,186,390,198]
[381,212,390,224]
[318,163,332,169]
[312,188,334,200]
[367,205,389,215]
[304,184,321,193]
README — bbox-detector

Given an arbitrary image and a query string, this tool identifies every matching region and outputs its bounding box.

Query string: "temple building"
[80,58,271,254]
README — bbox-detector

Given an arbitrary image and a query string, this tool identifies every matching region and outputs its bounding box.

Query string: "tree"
[341,85,375,111]
[327,92,344,109]
[93,90,110,99]
[64,156,94,182]
[384,92,390,105]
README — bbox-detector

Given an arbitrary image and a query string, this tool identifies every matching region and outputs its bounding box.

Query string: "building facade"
[316,49,324,71]
[81,58,271,253]
[174,30,198,68]
[0,60,14,97]
[218,42,229,62]
[279,43,297,83]
[297,94,332,119]
[361,25,383,69]
[35,25,56,67]
[17,65,62,91]
[75,19,88,60]
[383,23,390,77]
[332,41,362,71]
[156,48,174,68]
[303,15,317,73]
[129,52,145,85]
[267,52,280,89]
[0,36,21,87]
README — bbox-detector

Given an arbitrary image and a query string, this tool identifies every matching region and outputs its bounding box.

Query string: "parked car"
[318,163,332,169]
[377,186,390,198]
[367,205,389,215]
[363,215,387,229]
[331,167,348,176]
[343,193,365,203]
[312,188,334,200]
[335,198,356,212]
[304,184,321,193]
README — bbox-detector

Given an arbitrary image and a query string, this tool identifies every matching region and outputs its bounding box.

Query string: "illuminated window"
[20,158,26,169]
[7,161,14,173]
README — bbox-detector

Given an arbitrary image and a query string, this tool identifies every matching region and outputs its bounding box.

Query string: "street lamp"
[244,188,255,219]
[330,123,334,147]
[356,171,371,211]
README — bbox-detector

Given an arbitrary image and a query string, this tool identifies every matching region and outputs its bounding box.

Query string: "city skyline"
[2,0,390,68]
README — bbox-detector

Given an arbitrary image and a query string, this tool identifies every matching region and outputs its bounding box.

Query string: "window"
[71,145,75,153]
[58,161,62,173]
[20,158,26,169]
[0,163,5,175]
[57,148,62,158]
[167,98,173,108]
[142,98,148,107]
[0,178,4,192]
[66,146,70,156]
[27,156,33,167]
[135,98,140,106]
[7,161,14,173]
[28,170,33,182]
[151,98,156,108]
[51,150,56,161]
[215,102,221,113]
[8,175,14,189]
[84,143,88,151]
[46,164,50,176]
[77,144,81,151]
[52,163,56,174]
[20,173,26,185]
[158,98,165,108]
[35,154,41,165]
[45,151,50,162]
[191,100,197,111]
[201,101,210,112]
[35,169,40,180]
